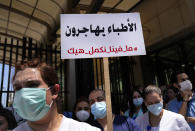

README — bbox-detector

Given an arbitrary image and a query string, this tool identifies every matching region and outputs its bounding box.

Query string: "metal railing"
[0,37,68,111]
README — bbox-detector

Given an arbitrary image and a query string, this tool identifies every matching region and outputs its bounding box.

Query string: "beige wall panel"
[116,0,140,11]
[12,0,33,15]
[132,0,195,47]
[33,10,54,27]
[9,12,29,26]
[155,0,177,14]
[103,0,120,8]
[143,18,162,47]
[79,0,92,5]
[6,31,23,39]
[19,0,37,6]
[0,8,8,19]
[37,0,58,17]
[132,0,157,24]
[179,0,195,25]
[26,30,41,42]
[0,20,7,28]
[159,7,183,38]
[8,23,25,34]
[28,20,47,35]
[0,0,10,6]
[193,0,195,12]
[0,28,6,34]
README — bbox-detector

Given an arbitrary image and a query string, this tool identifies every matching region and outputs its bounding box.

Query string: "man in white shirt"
[136,85,191,131]
[12,59,100,131]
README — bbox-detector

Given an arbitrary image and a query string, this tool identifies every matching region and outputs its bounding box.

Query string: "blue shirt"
[132,108,143,120]
[167,95,195,130]
[63,112,73,118]
[167,98,182,113]
[91,115,141,131]
[187,94,195,130]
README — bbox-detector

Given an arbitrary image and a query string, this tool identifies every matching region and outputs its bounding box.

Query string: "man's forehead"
[177,73,188,78]
[89,91,103,99]
[77,101,89,107]
[14,68,40,82]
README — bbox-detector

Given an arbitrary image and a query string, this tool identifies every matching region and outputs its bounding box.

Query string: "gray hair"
[143,85,162,99]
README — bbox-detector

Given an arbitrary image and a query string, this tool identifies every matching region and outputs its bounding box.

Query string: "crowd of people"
[0,59,194,131]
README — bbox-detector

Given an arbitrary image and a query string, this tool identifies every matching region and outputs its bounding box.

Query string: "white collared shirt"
[12,116,100,131]
[135,109,191,131]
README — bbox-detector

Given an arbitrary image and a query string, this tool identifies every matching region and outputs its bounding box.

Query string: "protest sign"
[61,13,146,131]
[61,13,145,59]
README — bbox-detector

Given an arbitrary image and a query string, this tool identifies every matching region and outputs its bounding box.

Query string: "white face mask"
[179,80,192,91]
[76,110,90,122]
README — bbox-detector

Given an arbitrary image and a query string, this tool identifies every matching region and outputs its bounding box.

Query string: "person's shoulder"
[168,98,178,105]
[167,98,182,110]
[163,109,184,119]
[114,115,128,120]
[163,109,191,129]
[114,115,141,131]
[61,116,101,131]
[136,111,148,121]
[114,115,134,124]
[189,93,195,103]
[12,122,32,131]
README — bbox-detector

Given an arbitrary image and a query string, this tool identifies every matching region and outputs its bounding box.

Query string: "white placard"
[60,13,146,59]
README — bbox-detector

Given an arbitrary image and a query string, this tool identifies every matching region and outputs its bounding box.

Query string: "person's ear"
[52,84,60,99]
[54,84,60,93]
[160,97,163,103]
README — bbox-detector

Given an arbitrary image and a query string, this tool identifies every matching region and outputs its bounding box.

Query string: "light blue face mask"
[91,101,107,119]
[133,98,143,106]
[147,102,163,116]
[13,88,53,121]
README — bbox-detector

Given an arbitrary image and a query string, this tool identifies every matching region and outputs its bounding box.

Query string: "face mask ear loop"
[46,86,54,107]
[47,87,52,91]
[49,100,53,107]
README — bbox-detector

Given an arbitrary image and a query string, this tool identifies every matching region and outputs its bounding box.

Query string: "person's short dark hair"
[167,85,179,94]
[0,108,17,130]
[170,70,187,83]
[13,58,62,113]
[143,85,162,99]
[73,97,90,112]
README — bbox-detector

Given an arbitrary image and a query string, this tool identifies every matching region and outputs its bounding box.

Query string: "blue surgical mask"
[147,102,163,116]
[133,98,143,106]
[91,101,106,119]
[13,88,53,121]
